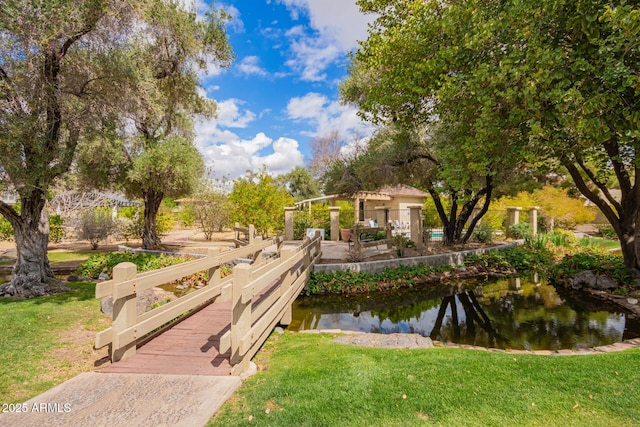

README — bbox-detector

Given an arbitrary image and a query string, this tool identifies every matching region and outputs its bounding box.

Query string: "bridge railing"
[94,231,284,363]
[220,231,322,375]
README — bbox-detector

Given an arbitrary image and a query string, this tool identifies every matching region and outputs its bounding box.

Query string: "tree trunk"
[429,176,493,246]
[142,188,164,249]
[563,158,640,273]
[0,195,69,298]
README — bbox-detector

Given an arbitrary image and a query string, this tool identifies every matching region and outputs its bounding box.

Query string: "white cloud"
[286,92,370,138]
[257,138,305,174]
[277,0,375,81]
[215,99,256,128]
[238,56,268,77]
[195,123,304,180]
[280,0,372,50]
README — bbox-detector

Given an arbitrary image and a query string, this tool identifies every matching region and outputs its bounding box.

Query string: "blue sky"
[194,0,376,180]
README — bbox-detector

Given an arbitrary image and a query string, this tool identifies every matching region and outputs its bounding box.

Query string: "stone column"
[329,206,340,242]
[506,206,522,239]
[409,205,424,248]
[374,206,389,228]
[529,206,539,236]
[354,196,360,224]
[284,207,295,240]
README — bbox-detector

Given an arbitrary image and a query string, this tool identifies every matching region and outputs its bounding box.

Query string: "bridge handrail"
[94,232,283,362]
[94,229,321,376]
[95,234,282,299]
[220,232,322,375]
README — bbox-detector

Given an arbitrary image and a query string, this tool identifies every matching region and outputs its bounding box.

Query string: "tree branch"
[0,200,20,229]
[562,158,621,235]
[574,155,622,213]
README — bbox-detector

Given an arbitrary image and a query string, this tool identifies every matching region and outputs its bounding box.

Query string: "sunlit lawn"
[209,332,640,427]
[47,251,93,263]
[0,282,109,403]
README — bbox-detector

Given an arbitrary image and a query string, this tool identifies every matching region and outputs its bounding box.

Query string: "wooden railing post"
[230,263,252,375]
[248,224,255,245]
[207,247,222,285]
[279,247,296,326]
[111,262,137,362]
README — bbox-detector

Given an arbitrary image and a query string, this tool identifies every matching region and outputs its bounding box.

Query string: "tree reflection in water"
[290,277,640,351]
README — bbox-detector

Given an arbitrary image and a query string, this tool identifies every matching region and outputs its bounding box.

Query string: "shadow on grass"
[0,281,97,305]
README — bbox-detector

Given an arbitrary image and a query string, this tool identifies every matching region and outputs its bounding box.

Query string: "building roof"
[377,185,429,198]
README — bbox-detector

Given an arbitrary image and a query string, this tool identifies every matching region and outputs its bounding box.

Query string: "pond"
[288,276,640,351]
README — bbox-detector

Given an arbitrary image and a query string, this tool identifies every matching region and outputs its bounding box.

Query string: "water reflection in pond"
[289,277,640,351]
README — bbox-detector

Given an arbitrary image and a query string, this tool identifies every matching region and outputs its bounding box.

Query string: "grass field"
[209,333,640,427]
[0,282,109,404]
[47,251,93,264]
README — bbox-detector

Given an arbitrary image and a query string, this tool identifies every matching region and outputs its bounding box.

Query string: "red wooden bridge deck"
[99,301,234,376]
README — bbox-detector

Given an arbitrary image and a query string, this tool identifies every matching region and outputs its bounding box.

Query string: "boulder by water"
[570,271,618,291]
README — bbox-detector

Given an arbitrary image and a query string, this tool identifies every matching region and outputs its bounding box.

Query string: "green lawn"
[580,237,621,251]
[209,333,640,427]
[47,251,93,263]
[0,282,109,403]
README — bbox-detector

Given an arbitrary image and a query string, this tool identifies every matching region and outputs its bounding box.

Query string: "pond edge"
[314,241,523,274]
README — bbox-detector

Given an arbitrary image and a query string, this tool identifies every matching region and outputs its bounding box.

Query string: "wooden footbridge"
[94,228,322,376]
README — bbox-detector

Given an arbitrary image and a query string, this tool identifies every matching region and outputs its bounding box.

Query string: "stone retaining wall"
[313,241,522,274]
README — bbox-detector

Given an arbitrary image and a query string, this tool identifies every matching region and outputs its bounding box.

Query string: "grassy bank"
[209,333,640,426]
[0,282,108,403]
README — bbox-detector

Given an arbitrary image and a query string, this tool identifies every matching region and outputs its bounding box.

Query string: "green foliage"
[508,222,532,240]
[156,209,176,236]
[0,216,12,241]
[551,253,634,286]
[190,190,229,239]
[293,216,314,240]
[392,234,414,257]
[229,170,294,236]
[77,209,117,250]
[465,246,552,272]
[547,229,578,248]
[177,207,196,228]
[473,223,494,243]
[337,201,355,230]
[0,210,65,243]
[595,224,617,239]
[76,252,194,279]
[307,264,454,296]
[116,207,143,241]
[278,166,321,201]
[48,214,65,243]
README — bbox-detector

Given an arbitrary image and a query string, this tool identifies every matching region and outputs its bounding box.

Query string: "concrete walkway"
[0,373,241,427]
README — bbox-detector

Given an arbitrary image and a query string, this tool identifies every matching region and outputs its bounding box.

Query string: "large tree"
[229,170,294,236]
[78,0,234,249]
[352,0,640,270]
[0,1,137,297]
[324,123,498,245]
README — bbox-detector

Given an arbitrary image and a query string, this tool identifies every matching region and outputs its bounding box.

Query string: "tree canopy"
[350,0,640,268]
[0,0,141,296]
[77,0,234,249]
[229,170,294,236]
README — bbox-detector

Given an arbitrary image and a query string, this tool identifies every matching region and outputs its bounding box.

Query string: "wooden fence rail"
[94,228,321,375]
[95,232,283,363]
[220,232,322,375]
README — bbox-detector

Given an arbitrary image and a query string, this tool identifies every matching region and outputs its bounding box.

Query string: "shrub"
[49,214,65,243]
[550,253,634,286]
[547,228,577,247]
[78,208,116,249]
[294,217,314,240]
[595,224,617,239]
[508,222,532,239]
[473,223,494,243]
[77,251,193,279]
